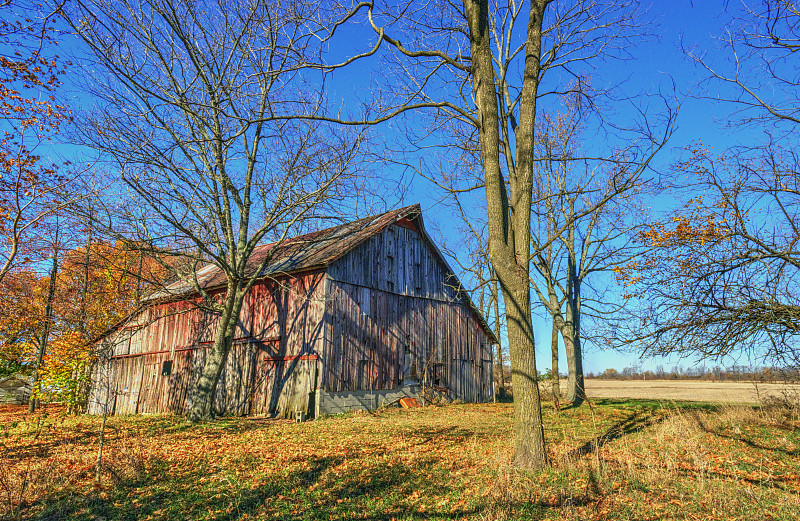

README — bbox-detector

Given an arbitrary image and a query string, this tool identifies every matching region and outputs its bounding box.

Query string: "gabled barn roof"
[0,375,32,404]
[159,205,426,295]
[101,204,498,344]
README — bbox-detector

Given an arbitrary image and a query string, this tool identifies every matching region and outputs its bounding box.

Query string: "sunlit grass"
[0,397,798,520]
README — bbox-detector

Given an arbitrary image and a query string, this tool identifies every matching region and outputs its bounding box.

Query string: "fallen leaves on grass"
[0,400,798,520]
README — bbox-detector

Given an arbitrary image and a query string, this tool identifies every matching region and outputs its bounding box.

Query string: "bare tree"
[687,0,800,133]
[353,0,664,468]
[91,338,118,485]
[529,100,673,406]
[614,1,800,365]
[614,143,800,365]
[62,0,376,420]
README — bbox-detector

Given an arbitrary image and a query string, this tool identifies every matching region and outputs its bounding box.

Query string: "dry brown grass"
[483,398,800,520]
[582,379,799,403]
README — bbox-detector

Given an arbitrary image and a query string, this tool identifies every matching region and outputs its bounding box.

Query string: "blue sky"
[389,1,772,374]
[11,1,778,374]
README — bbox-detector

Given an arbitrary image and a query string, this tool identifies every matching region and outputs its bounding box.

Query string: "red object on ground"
[399,398,421,408]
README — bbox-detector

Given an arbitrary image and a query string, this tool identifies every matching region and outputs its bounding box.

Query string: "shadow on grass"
[15,450,480,521]
[404,425,479,445]
[566,409,667,460]
[2,414,288,464]
[584,398,721,412]
[690,411,800,457]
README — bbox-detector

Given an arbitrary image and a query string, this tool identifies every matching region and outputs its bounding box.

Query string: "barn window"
[161,360,173,376]
[360,287,370,316]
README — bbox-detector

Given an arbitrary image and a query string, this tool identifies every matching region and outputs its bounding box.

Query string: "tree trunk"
[29,249,59,413]
[73,224,94,413]
[561,319,585,406]
[464,0,549,469]
[495,343,505,396]
[551,319,559,399]
[493,276,505,395]
[503,276,548,468]
[187,284,245,421]
[563,198,585,407]
[95,403,108,484]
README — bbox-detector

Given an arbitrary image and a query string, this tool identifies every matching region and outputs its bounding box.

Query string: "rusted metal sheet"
[399,397,420,408]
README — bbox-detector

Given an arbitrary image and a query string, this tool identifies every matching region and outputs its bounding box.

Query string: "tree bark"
[186,282,246,421]
[29,248,59,413]
[560,327,584,405]
[463,0,549,469]
[561,308,585,406]
[73,219,94,413]
[504,273,548,468]
[563,198,585,406]
[493,276,505,395]
[551,319,559,399]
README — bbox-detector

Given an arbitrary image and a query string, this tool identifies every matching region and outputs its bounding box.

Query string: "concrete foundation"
[316,385,422,416]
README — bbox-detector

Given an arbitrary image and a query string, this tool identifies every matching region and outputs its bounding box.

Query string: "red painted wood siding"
[90,271,325,416]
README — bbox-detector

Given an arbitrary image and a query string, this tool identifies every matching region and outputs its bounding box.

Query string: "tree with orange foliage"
[37,240,143,411]
[613,144,800,364]
[0,236,143,410]
[0,268,39,377]
[0,0,80,285]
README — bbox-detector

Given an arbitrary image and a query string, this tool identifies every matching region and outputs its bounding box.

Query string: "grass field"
[1,397,799,520]
[582,379,800,404]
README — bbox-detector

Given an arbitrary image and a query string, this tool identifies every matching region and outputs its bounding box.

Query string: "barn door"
[138,358,160,413]
[482,359,492,402]
[461,360,473,402]
[251,354,276,415]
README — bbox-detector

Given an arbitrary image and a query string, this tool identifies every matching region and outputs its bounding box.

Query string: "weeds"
[484,398,800,520]
[759,389,800,428]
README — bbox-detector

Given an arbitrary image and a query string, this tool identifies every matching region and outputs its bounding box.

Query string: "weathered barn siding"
[326,219,460,301]
[322,223,494,403]
[89,205,496,419]
[0,376,31,404]
[88,271,324,417]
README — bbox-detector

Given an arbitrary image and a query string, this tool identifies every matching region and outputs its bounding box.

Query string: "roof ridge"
[253,203,420,251]
[154,204,421,298]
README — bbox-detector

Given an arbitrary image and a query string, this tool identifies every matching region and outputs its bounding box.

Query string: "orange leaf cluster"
[1,241,147,407]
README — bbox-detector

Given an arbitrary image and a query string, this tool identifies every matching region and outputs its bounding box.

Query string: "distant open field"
[582,378,800,403]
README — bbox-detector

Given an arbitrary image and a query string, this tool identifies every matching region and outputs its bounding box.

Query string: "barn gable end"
[317,217,495,414]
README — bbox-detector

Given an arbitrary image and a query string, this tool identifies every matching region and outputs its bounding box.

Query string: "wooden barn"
[87,204,497,418]
[0,375,31,405]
